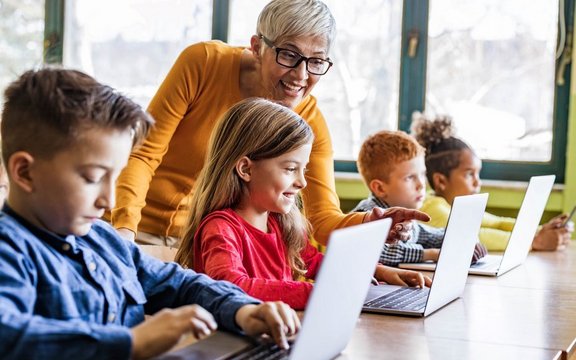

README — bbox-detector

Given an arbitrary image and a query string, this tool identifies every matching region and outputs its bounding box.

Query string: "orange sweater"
[111,41,363,244]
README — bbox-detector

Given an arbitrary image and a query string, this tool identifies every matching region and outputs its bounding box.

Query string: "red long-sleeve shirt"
[193,209,323,310]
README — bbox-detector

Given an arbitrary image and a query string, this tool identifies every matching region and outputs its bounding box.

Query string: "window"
[227,0,571,181]
[227,0,268,45]
[317,0,403,161]
[425,0,569,181]
[0,0,44,111]
[43,0,573,182]
[63,0,212,107]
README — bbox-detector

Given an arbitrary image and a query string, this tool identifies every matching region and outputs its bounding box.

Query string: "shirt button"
[108,313,116,322]
[88,262,97,272]
[62,243,71,251]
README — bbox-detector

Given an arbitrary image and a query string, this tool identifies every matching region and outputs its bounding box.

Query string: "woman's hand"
[364,207,431,243]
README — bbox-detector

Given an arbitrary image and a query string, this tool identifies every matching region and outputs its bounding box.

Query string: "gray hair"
[257,0,336,52]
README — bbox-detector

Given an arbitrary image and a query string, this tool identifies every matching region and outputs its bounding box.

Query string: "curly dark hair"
[410,112,473,191]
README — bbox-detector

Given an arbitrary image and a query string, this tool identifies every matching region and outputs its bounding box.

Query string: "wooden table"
[341,284,576,359]
[148,244,576,359]
[466,246,576,291]
[342,315,562,359]
[339,247,576,359]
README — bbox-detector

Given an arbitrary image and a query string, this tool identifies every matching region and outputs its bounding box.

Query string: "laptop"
[156,218,392,360]
[398,175,555,277]
[363,193,488,317]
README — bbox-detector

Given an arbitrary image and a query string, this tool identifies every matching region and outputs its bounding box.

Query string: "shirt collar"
[2,204,78,251]
[368,193,390,209]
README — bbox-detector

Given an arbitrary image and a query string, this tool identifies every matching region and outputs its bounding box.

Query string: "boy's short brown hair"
[1,67,153,165]
[357,130,425,184]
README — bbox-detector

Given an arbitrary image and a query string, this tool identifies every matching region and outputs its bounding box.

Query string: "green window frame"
[45,0,573,183]
[335,0,574,183]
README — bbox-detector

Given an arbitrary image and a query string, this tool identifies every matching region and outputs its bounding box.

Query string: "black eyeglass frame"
[260,35,333,75]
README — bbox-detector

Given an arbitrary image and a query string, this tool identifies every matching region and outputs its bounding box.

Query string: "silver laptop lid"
[424,193,488,316]
[498,175,555,275]
[291,218,392,360]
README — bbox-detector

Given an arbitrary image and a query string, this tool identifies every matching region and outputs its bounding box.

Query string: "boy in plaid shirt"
[353,130,487,266]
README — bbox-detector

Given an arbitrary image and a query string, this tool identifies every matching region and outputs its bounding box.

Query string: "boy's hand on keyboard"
[471,243,488,264]
[235,302,300,350]
[131,304,218,360]
[423,248,440,262]
[375,264,432,288]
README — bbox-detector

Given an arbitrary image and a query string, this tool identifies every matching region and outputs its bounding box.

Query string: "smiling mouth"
[280,81,304,94]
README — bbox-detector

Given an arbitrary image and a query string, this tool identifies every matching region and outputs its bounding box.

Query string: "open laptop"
[157,218,392,360]
[363,193,488,317]
[398,175,555,277]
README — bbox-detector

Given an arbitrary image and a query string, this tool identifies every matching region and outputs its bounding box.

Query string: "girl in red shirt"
[176,98,429,309]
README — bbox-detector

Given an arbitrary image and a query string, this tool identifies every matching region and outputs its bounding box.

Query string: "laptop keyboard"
[364,287,430,311]
[227,342,291,360]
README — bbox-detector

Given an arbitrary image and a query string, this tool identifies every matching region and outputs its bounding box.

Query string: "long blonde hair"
[176,98,314,277]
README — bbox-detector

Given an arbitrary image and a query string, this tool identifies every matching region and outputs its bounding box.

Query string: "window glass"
[426,0,558,162]
[228,0,268,46]
[228,0,403,160]
[0,0,44,111]
[64,0,212,107]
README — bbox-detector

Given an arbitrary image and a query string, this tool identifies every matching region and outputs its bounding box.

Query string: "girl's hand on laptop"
[374,264,432,288]
[532,217,572,251]
[130,304,218,360]
[471,243,488,264]
[364,207,431,243]
[235,302,300,350]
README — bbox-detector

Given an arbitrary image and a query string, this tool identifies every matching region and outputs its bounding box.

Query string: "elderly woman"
[111,0,428,247]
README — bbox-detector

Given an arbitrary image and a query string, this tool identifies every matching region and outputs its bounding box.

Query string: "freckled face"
[380,156,427,209]
[258,35,329,109]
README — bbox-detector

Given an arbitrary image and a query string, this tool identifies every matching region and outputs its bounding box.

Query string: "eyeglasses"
[260,35,333,76]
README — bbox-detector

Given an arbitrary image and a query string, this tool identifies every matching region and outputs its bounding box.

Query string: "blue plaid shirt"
[352,194,445,266]
[0,206,259,360]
